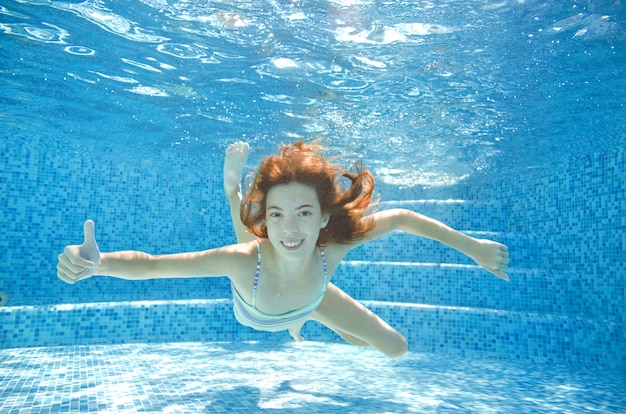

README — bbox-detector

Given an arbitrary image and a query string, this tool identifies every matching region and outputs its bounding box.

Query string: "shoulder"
[361,209,408,238]
[318,241,353,272]
[201,240,260,283]
[327,209,403,249]
[206,239,258,258]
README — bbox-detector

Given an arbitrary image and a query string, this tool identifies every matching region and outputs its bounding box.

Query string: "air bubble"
[157,43,207,59]
[64,45,95,56]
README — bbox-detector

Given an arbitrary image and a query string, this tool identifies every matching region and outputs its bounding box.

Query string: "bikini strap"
[320,246,328,289]
[251,240,262,307]
[252,242,327,307]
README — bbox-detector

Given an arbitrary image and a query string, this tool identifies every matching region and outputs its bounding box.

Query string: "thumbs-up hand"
[57,220,101,284]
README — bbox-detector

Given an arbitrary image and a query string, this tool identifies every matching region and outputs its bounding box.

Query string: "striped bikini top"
[231,240,328,332]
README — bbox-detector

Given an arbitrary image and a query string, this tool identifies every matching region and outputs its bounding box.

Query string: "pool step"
[376,199,509,231]
[332,263,582,316]
[303,301,626,369]
[0,300,255,349]
[337,197,559,315]
[2,300,623,369]
[344,230,539,268]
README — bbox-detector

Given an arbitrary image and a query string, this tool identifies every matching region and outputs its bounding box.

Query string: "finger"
[57,262,79,284]
[57,257,83,278]
[57,269,75,284]
[491,269,509,281]
[83,220,95,246]
[57,260,93,284]
[234,141,249,153]
[58,254,88,275]
[227,141,245,153]
[62,246,93,268]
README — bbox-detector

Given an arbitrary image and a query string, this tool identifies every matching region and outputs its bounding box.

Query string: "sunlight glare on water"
[1,0,624,187]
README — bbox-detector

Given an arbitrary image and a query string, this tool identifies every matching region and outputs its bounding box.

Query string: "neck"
[269,244,318,279]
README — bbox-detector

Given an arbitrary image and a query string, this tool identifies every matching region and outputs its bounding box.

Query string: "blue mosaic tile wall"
[1,138,624,368]
[415,147,625,325]
[505,149,626,324]
[2,300,623,369]
[1,139,236,306]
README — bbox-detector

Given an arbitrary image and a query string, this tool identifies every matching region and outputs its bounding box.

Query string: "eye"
[268,211,282,218]
[299,210,313,217]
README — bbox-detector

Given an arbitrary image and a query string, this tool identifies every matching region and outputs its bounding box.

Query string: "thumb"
[491,269,509,282]
[83,220,96,245]
[80,220,100,263]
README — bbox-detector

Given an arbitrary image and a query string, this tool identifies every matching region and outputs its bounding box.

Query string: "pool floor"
[1,341,624,413]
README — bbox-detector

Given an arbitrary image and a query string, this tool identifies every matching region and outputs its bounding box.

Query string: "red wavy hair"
[240,141,376,245]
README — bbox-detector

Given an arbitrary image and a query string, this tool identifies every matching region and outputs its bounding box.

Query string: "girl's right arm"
[355,209,510,280]
[57,220,251,284]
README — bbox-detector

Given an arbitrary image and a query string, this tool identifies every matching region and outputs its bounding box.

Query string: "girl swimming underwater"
[58,141,509,358]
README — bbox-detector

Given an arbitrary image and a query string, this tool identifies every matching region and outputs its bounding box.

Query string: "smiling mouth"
[281,240,304,250]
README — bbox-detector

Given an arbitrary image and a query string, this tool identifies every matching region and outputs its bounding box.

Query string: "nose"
[282,217,298,234]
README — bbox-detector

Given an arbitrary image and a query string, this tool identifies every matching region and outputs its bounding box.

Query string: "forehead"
[266,182,320,208]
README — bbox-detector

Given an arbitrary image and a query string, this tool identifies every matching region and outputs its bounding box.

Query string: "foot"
[288,323,305,342]
[223,141,250,197]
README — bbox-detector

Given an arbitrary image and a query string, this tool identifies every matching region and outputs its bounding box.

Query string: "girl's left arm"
[359,209,510,280]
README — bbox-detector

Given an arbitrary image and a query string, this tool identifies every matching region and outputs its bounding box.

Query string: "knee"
[383,335,408,359]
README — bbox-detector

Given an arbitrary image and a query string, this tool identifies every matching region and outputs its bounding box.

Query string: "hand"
[470,239,509,281]
[223,141,250,197]
[57,220,101,284]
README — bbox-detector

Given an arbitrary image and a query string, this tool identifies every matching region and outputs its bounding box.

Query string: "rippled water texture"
[2,342,626,413]
[1,0,624,186]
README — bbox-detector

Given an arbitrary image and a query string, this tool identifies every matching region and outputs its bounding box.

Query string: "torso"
[231,239,337,315]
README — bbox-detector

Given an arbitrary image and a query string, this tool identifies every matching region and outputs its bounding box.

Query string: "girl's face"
[265,182,329,260]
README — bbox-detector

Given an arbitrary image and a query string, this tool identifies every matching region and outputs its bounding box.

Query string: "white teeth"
[283,240,303,248]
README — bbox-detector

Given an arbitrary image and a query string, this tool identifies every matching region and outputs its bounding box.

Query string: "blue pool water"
[1,0,625,412]
[2,0,624,186]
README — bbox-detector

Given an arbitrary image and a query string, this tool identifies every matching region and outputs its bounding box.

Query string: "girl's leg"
[312,283,408,358]
[288,324,305,342]
[287,318,370,346]
[328,328,370,347]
